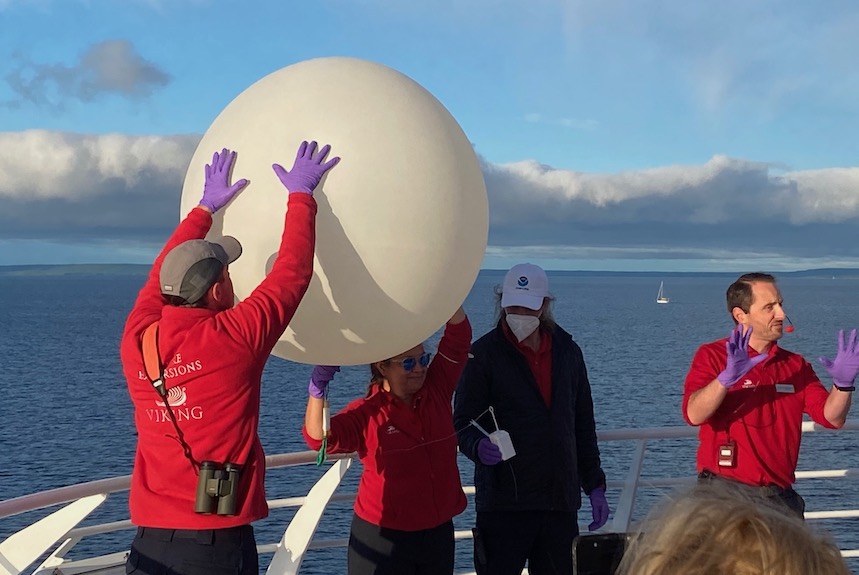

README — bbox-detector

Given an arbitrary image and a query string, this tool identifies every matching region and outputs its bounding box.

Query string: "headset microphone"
[784,315,795,333]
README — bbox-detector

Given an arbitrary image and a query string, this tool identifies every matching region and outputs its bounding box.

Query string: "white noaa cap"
[501,263,549,310]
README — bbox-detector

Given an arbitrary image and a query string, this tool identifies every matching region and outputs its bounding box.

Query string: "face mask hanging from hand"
[506,314,540,342]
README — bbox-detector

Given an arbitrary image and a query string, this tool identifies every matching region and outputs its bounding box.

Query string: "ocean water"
[2,269,859,573]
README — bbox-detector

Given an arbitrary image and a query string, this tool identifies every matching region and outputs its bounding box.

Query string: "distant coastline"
[0,264,150,277]
[3,263,859,278]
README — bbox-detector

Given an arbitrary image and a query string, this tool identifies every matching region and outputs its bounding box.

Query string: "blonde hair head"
[617,483,849,575]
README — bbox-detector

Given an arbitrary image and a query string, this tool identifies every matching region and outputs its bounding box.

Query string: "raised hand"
[477,437,503,465]
[588,487,610,531]
[200,148,249,213]
[717,325,767,388]
[309,365,340,399]
[273,141,340,195]
[819,329,859,390]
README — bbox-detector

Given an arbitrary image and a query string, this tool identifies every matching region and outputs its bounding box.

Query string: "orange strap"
[141,322,163,384]
[139,321,198,470]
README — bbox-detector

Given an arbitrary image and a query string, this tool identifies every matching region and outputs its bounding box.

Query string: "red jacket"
[121,195,316,529]
[304,318,472,531]
[682,339,835,488]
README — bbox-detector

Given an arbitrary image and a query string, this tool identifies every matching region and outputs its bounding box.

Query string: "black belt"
[698,469,792,497]
[137,525,249,544]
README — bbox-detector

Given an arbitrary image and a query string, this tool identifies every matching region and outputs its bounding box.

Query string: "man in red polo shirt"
[683,272,859,518]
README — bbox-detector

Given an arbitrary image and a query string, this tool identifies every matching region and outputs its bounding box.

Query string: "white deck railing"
[2,421,858,574]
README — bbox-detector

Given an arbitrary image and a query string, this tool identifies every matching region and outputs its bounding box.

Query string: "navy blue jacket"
[453,322,606,512]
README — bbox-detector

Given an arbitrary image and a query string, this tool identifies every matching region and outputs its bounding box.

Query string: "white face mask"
[506,313,540,342]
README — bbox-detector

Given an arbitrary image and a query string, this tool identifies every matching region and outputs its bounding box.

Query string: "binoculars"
[194,461,241,516]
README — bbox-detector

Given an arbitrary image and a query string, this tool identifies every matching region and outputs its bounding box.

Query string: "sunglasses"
[388,351,432,372]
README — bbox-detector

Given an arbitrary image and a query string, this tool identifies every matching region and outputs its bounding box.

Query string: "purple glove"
[477,437,503,465]
[199,148,249,213]
[716,325,767,388]
[819,329,859,389]
[588,487,610,531]
[273,141,340,195]
[309,365,340,399]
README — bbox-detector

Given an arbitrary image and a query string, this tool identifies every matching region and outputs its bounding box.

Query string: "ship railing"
[604,419,859,560]
[2,421,858,574]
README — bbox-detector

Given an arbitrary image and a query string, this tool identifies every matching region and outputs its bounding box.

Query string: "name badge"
[775,383,795,394]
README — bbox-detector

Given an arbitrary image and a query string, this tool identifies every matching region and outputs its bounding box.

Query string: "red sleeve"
[682,341,725,425]
[215,193,317,352]
[122,207,213,343]
[800,361,838,428]
[428,316,473,398]
[302,425,324,451]
[302,397,371,454]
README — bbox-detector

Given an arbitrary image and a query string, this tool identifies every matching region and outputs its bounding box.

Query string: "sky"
[0,0,858,272]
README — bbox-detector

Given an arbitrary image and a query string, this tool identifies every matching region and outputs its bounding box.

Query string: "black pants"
[125,525,258,575]
[347,514,455,575]
[697,470,806,519]
[473,510,579,575]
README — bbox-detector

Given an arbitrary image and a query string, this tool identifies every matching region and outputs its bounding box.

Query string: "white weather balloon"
[180,57,488,365]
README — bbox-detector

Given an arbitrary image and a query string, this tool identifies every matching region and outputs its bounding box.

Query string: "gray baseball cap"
[159,236,242,304]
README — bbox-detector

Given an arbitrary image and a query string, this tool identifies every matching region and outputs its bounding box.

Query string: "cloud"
[0,130,198,241]
[485,154,859,225]
[4,40,171,108]
[481,153,859,260]
[1,129,858,266]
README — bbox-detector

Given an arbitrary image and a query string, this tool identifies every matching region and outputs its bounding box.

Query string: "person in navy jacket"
[454,263,609,575]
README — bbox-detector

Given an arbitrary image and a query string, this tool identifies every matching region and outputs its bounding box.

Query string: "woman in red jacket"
[303,307,470,575]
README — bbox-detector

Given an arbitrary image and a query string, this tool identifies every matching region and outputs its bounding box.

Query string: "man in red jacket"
[120,141,339,574]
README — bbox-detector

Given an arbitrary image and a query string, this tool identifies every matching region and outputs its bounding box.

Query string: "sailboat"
[656,281,669,304]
